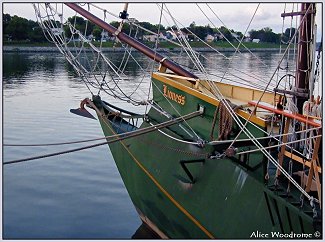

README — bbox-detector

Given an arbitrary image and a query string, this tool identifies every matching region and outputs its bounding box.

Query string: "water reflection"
[3,53,31,81]
[3,50,292,92]
[3,53,58,78]
[132,223,161,239]
[3,53,59,89]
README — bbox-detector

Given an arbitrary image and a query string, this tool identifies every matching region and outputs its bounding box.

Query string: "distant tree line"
[249,27,280,43]
[3,14,47,42]
[3,13,295,44]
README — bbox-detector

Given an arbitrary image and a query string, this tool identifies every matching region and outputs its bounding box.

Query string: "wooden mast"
[295,3,316,112]
[65,3,198,79]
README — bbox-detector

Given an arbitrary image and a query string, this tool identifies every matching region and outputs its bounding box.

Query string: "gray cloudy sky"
[2,2,323,39]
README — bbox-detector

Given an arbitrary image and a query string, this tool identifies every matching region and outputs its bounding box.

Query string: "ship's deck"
[153,71,280,123]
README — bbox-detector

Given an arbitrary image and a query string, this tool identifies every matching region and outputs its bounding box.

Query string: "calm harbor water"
[3,52,143,239]
[2,50,307,239]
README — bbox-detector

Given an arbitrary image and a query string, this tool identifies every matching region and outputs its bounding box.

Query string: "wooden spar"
[248,100,321,127]
[295,3,315,112]
[65,3,198,79]
[281,9,316,18]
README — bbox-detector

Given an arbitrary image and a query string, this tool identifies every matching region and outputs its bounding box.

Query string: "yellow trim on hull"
[152,72,267,127]
[99,115,215,239]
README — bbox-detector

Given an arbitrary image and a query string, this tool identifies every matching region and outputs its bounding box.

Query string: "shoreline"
[3,45,280,53]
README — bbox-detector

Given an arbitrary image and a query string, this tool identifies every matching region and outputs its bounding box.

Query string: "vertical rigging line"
[162,4,207,75]
[145,3,165,116]
[198,3,260,84]
[227,4,314,149]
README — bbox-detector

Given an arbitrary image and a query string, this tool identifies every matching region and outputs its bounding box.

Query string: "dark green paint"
[94,77,318,239]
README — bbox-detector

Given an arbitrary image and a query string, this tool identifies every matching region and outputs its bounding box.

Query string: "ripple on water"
[3,52,141,239]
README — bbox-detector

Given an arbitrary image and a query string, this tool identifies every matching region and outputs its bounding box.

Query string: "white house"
[101,31,109,39]
[231,32,240,40]
[100,31,115,41]
[87,34,95,42]
[143,34,158,42]
[177,31,189,40]
[51,28,63,36]
[243,37,251,42]
[252,39,260,43]
[166,30,178,40]
[205,34,215,42]
[165,30,189,41]
[158,32,167,41]
[214,33,224,41]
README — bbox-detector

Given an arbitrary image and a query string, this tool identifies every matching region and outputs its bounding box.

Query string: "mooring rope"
[3,141,110,165]
[5,119,320,148]
[4,110,203,165]
[4,136,116,147]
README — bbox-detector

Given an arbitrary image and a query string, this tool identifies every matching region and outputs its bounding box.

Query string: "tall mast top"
[295,3,316,112]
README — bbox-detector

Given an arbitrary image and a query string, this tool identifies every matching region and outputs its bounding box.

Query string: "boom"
[65,3,198,79]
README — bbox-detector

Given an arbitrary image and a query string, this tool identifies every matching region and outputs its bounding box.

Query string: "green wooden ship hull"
[91,73,320,239]
[33,2,322,239]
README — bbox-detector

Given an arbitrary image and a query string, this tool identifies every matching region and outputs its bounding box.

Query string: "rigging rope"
[236,134,322,155]
[197,3,265,85]
[6,120,319,147]
[33,3,320,203]
[154,4,274,91]
[34,3,151,105]
[205,3,279,80]
[145,3,164,116]
[154,3,319,201]
[227,4,314,149]
[4,110,203,165]
[196,5,318,202]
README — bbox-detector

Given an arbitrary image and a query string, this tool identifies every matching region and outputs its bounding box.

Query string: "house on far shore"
[51,27,63,36]
[166,30,177,40]
[100,31,115,42]
[214,33,224,41]
[165,30,189,41]
[231,32,240,40]
[143,34,157,42]
[143,32,165,42]
[87,34,95,42]
[243,37,251,42]
[205,34,215,43]
[252,38,260,43]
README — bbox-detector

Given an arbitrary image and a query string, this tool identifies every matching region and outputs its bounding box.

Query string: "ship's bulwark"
[93,76,316,239]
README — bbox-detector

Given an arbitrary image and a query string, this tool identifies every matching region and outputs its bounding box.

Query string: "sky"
[2,2,323,39]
